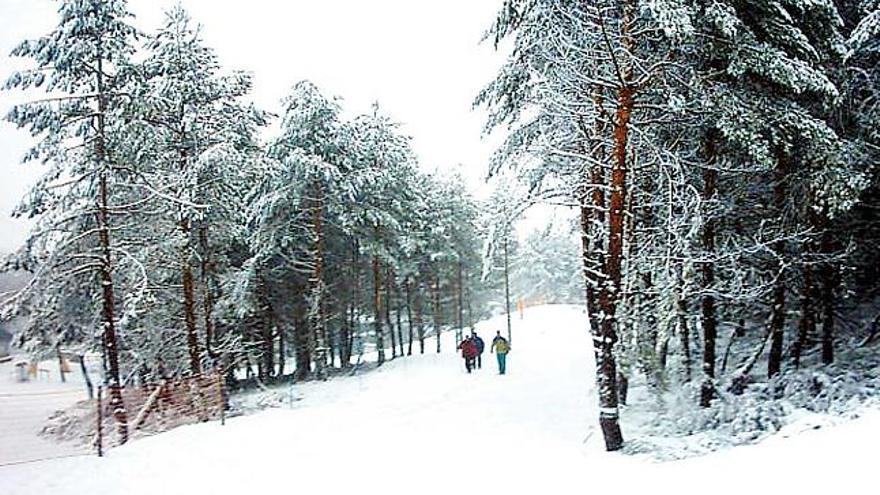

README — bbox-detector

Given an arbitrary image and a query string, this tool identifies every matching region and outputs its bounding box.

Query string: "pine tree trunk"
[700,130,719,407]
[294,282,311,380]
[593,74,636,451]
[580,98,606,338]
[415,279,426,354]
[257,276,275,381]
[311,182,327,379]
[198,227,216,361]
[406,280,414,356]
[94,42,127,444]
[343,240,361,367]
[503,238,512,344]
[433,273,441,353]
[678,291,692,382]
[180,218,202,376]
[793,255,814,369]
[395,282,404,357]
[278,324,286,377]
[820,227,837,364]
[767,154,789,379]
[373,252,386,365]
[457,259,464,341]
[386,265,398,359]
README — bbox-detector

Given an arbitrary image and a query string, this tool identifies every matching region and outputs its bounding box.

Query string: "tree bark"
[820,227,837,364]
[293,281,311,380]
[767,153,789,379]
[700,129,719,407]
[433,273,441,353]
[198,227,216,361]
[415,279,426,354]
[593,75,635,451]
[277,323,286,377]
[793,255,814,369]
[386,265,398,359]
[457,259,464,343]
[373,252,386,365]
[94,35,127,444]
[406,280,414,356]
[678,293,692,382]
[503,238,512,344]
[180,218,202,376]
[311,182,327,379]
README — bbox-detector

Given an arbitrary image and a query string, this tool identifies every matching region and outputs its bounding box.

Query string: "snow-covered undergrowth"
[2,305,877,495]
[613,333,880,460]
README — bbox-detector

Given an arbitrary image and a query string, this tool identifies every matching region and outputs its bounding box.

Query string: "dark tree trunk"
[198,227,217,361]
[793,256,815,369]
[94,42,127,444]
[386,265,397,360]
[311,182,327,379]
[503,238,512,344]
[293,282,311,380]
[342,240,361,367]
[373,252,386,365]
[433,273,441,354]
[180,220,202,376]
[395,282,404,357]
[406,280,414,356]
[700,129,719,407]
[415,279,426,354]
[256,277,275,381]
[678,286,692,382]
[617,371,629,406]
[580,85,612,448]
[277,325,286,377]
[767,153,789,379]
[819,226,837,364]
[457,259,464,343]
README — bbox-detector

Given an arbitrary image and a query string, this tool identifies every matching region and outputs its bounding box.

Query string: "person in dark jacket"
[457,336,477,373]
[472,332,485,369]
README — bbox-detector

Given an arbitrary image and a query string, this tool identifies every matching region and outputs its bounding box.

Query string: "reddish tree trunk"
[94,39,127,444]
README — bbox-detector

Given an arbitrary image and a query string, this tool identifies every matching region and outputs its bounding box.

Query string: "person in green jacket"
[490,331,510,374]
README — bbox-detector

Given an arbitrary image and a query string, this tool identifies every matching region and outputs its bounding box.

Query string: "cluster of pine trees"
[479,0,880,450]
[2,1,490,442]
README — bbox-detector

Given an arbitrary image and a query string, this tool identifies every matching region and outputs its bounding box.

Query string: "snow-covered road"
[1,305,876,494]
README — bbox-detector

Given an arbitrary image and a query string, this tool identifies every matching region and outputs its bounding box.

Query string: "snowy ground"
[0,355,95,465]
[1,305,876,494]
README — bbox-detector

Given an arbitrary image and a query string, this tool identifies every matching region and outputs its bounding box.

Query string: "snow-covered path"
[1,305,876,494]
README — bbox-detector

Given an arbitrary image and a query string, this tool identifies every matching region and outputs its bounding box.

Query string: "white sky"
[0,0,514,253]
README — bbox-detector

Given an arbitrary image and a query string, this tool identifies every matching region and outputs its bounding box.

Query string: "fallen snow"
[0,355,96,465]
[1,305,875,494]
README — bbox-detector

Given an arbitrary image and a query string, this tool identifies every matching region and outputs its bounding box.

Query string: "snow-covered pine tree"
[125,5,268,378]
[4,0,140,443]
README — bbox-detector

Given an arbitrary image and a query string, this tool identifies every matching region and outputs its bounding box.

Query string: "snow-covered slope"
[1,305,875,494]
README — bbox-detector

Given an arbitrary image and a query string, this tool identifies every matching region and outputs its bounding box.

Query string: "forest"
[476,0,880,450]
[2,0,879,455]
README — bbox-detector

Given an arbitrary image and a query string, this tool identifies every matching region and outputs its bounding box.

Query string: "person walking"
[472,331,485,369]
[457,335,477,373]
[491,331,510,375]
